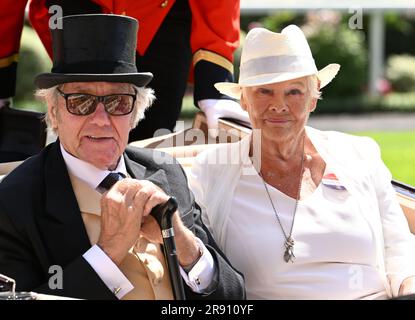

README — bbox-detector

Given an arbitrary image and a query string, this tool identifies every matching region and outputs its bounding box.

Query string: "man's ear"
[48,104,59,129]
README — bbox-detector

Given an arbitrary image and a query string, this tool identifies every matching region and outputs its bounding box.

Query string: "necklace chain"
[259,136,305,263]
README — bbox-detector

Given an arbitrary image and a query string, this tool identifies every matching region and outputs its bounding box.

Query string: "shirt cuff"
[179,237,216,293]
[83,245,134,299]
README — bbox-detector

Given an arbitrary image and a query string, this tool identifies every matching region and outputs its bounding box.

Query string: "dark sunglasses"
[57,87,136,116]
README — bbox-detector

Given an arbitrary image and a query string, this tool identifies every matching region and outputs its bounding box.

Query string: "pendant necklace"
[259,137,305,263]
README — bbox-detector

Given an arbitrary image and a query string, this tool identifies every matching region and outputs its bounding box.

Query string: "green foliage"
[314,93,415,114]
[386,54,415,92]
[384,13,415,57]
[314,95,375,114]
[232,30,245,82]
[352,131,415,186]
[180,95,198,119]
[261,11,305,32]
[258,12,368,98]
[14,26,51,106]
[382,92,415,111]
[240,15,266,32]
[306,24,367,98]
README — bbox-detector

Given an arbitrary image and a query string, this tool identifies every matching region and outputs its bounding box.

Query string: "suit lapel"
[124,151,172,195]
[124,151,146,180]
[123,149,193,230]
[37,142,91,267]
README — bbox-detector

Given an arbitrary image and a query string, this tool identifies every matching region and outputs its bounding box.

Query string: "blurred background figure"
[0,0,249,142]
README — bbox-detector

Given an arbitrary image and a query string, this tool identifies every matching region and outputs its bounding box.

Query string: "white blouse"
[225,163,388,299]
[189,128,415,299]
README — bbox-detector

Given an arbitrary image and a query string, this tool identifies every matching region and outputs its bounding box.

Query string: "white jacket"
[188,126,415,297]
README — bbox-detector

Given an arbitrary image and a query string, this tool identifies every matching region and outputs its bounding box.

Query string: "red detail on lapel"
[323,173,339,180]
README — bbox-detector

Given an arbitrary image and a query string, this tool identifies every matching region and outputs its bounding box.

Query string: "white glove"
[0,97,12,109]
[198,99,251,138]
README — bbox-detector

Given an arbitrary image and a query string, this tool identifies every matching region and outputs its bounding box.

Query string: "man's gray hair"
[35,84,155,134]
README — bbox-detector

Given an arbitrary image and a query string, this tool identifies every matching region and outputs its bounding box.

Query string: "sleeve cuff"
[179,237,216,293]
[83,245,134,299]
[193,60,234,103]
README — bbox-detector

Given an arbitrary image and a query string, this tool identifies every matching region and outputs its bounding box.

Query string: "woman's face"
[240,77,317,143]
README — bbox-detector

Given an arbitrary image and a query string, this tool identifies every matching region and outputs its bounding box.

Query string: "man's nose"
[89,102,111,126]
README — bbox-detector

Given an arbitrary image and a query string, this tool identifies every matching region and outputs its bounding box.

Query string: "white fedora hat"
[215,25,340,99]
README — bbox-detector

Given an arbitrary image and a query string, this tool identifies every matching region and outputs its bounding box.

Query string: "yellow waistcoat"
[69,173,173,300]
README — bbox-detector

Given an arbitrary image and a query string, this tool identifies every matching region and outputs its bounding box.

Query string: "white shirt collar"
[60,143,128,190]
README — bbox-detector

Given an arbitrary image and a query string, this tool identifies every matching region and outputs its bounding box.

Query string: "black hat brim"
[34,72,153,89]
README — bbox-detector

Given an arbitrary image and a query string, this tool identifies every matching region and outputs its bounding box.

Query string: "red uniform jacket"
[0,0,240,99]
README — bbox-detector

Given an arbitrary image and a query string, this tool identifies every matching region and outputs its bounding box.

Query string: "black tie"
[97,172,126,193]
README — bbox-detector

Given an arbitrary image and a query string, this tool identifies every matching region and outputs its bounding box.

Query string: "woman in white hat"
[188,25,415,299]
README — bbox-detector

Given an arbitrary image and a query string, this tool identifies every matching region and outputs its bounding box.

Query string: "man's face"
[49,82,135,170]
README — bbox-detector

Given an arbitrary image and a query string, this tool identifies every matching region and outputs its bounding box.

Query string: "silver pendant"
[283,237,295,263]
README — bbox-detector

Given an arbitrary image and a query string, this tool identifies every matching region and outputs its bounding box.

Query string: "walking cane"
[98,174,186,300]
[150,197,186,300]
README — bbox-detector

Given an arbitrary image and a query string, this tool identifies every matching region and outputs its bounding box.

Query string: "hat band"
[240,55,318,79]
[52,60,138,74]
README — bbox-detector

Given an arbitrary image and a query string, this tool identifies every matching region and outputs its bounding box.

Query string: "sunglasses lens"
[67,94,97,115]
[104,95,134,115]
[63,91,135,116]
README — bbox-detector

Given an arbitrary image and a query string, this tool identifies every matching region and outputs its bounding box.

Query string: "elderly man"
[0,14,244,300]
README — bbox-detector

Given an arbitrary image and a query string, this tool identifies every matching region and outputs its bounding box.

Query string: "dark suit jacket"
[0,142,245,300]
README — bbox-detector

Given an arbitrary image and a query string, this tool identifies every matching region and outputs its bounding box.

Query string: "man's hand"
[98,179,169,266]
[140,206,202,268]
[198,99,250,138]
[98,178,201,268]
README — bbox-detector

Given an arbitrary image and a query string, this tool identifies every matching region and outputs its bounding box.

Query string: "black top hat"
[35,14,153,88]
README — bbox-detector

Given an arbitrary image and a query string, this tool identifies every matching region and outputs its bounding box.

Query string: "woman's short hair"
[307,75,322,100]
